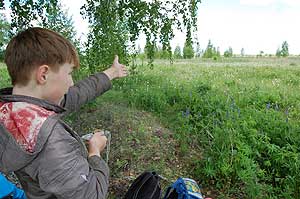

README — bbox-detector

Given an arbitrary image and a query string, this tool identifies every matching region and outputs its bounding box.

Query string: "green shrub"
[183,45,194,59]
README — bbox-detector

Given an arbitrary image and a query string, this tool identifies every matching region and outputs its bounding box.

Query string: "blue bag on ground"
[0,172,26,199]
[164,178,203,199]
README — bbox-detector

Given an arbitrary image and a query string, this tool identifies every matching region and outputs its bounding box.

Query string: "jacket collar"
[0,87,66,114]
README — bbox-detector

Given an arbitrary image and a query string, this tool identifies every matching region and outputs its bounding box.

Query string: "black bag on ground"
[124,171,162,199]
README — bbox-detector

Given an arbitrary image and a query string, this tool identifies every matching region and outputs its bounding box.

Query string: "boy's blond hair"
[5,27,79,86]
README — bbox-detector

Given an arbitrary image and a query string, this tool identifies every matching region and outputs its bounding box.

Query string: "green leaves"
[8,0,58,32]
[0,14,10,61]
[82,0,129,72]
[82,0,201,69]
[0,14,9,47]
[41,2,79,48]
[0,1,4,9]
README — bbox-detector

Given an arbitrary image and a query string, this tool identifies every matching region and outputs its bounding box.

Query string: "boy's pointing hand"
[103,55,128,80]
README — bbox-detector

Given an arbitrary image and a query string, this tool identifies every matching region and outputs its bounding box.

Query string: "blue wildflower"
[266,103,271,109]
[185,108,190,117]
[285,109,289,115]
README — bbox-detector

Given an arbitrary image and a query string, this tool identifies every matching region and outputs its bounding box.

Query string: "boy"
[0,27,128,198]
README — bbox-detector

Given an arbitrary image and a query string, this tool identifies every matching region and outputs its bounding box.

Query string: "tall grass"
[113,58,300,198]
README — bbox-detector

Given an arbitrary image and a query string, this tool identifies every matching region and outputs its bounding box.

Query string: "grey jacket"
[0,72,112,199]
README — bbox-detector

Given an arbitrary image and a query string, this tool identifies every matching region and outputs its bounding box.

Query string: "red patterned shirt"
[0,102,54,153]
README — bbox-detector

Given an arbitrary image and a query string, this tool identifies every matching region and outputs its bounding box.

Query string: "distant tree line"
[134,39,294,60]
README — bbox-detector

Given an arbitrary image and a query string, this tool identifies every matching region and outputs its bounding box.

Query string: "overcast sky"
[196,0,300,55]
[3,0,300,55]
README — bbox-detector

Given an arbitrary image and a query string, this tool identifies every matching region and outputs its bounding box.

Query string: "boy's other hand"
[88,131,107,157]
[103,55,128,80]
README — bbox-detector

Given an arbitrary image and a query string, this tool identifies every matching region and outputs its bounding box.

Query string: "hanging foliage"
[3,0,58,32]
[82,0,201,71]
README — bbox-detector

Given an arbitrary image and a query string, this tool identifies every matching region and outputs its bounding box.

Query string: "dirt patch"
[69,102,191,198]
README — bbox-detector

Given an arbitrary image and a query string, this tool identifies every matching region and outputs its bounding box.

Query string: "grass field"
[1,57,300,198]
[0,63,10,88]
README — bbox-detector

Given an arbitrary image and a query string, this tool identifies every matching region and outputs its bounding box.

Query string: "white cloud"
[281,0,300,6]
[197,4,300,55]
[240,0,275,6]
[240,0,300,7]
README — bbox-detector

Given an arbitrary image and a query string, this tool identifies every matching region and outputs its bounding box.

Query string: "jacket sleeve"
[36,123,109,199]
[60,72,112,114]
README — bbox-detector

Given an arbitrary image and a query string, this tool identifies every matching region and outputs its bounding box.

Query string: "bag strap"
[149,173,161,199]
[163,186,174,199]
[132,172,154,199]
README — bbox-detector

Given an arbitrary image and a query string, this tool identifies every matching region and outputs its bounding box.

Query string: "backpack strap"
[163,186,174,199]
[148,172,161,199]
[132,172,153,199]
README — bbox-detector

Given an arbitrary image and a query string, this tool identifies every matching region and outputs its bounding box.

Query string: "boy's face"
[44,63,74,105]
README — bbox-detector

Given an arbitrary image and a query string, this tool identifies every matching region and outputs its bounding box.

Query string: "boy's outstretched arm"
[60,55,128,113]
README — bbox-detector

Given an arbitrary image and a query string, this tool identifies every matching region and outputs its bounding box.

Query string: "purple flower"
[285,109,289,115]
[181,108,190,117]
[285,109,289,123]
[185,108,190,116]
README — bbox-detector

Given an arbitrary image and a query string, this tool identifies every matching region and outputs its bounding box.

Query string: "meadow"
[1,57,300,198]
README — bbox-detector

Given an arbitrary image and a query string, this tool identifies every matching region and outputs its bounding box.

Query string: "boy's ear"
[36,65,50,85]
